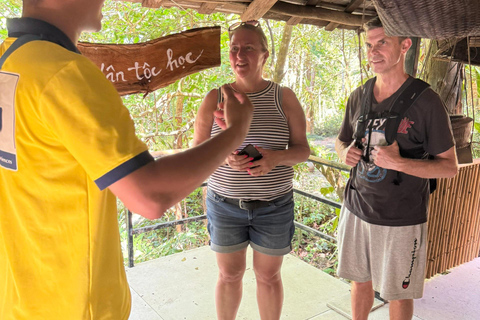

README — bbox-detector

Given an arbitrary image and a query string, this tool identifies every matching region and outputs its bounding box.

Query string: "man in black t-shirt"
[335,17,458,320]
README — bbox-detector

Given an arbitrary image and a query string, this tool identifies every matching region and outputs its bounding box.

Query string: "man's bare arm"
[109,85,253,220]
[372,141,458,178]
[335,137,363,167]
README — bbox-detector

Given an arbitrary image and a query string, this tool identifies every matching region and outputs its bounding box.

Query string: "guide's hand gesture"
[213,85,253,140]
[225,151,252,171]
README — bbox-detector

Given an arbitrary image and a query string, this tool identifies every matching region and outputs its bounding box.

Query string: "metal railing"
[126,155,350,267]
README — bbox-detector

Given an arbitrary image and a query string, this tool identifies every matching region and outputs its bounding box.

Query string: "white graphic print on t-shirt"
[357,117,388,183]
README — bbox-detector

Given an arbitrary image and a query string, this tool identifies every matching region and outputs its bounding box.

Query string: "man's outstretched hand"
[214,84,253,139]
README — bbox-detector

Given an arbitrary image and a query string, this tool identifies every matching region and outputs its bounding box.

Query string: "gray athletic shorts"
[336,206,427,301]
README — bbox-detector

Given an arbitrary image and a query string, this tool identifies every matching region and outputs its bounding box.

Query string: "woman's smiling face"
[229,28,269,79]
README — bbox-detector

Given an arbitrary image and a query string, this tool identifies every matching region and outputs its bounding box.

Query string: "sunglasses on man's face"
[228,20,260,32]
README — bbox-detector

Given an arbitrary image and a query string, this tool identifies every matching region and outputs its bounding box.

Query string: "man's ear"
[401,38,412,53]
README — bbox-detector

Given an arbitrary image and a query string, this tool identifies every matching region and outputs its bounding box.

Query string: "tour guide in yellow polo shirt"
[0,17,151,319]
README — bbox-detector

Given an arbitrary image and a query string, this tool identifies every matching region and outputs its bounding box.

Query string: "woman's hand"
[246,147,277,177]
[226,151,255,171]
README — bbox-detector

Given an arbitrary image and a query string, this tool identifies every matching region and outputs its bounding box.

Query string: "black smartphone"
[238,144,263,161]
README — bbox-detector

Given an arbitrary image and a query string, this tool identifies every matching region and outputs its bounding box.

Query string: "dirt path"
[309,136,337,152]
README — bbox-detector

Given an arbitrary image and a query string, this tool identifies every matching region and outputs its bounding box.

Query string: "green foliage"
[467,66,480,157]
[291,229,337,272]
[312,109,343,137]
[117,188,209,265]
[0,0,21,40]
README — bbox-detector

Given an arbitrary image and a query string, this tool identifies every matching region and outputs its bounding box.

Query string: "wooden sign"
[78,27,220,96]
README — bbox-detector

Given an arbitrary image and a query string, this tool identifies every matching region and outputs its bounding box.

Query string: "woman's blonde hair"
[228,23,269,52]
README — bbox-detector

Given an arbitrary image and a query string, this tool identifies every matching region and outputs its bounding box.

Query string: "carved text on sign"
[99,48,204,84]
[78,27,220,96]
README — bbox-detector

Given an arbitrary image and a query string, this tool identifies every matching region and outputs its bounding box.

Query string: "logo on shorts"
[402,238,418,289]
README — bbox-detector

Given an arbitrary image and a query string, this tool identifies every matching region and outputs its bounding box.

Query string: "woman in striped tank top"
[193,20,310,320]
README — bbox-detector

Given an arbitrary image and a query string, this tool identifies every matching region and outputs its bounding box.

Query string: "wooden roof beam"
[117,0,365,28]
[270,1,364,27]
[325,0,364,31]
[141,0,164,8]
[305,0,321,6]
[241,0,278,22]
[287,16,304,26]
[198,2,218,14]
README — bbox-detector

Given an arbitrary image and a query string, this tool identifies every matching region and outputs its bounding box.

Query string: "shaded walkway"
[126,246,480,319]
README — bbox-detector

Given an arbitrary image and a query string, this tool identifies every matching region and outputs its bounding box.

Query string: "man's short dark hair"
[364,16,408,43]
[364,16,383,32]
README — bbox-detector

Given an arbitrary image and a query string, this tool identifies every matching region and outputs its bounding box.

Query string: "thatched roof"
[117,0,480,39]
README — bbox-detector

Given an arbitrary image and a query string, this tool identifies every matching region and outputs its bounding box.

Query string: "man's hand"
[371,140,402,170]
[336,139,364,167]
[214,85,253,139]
[344,142,363,167]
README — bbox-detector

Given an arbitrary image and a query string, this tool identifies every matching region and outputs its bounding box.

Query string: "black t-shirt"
[338,77,455,226]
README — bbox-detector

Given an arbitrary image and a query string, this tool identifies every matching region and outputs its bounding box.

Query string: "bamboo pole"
[467,164,480,259]
[430,176,452,277]
[428,177,451,277]
[467,165,480,260]
[455,173,467,264]
[457,165,479,264]
[458,166,476,264]
[427,178,447,278]
[455,167,470,267]
[435,177,452,274]
[449,167,468,267]
[439,169,462,273]
[426,181,439,278]
[450,168,468,268]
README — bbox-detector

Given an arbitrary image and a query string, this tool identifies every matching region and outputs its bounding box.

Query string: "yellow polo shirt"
[0,37,152,319]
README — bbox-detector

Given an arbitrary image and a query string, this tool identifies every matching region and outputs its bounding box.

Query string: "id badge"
[0,70,19,171]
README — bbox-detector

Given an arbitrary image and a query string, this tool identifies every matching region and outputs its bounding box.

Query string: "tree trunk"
[273,24,293,83]
[175,94,185,149]
[305,52,315,134]
[175,202,183,233]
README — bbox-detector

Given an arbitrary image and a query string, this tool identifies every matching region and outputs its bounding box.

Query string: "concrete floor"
[126,246,480,320]
[414,257,480,320]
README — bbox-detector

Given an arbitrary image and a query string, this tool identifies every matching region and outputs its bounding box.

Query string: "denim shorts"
[206,189,295,256]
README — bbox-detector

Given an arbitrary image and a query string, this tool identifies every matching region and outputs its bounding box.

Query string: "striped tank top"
[208,81,294,201]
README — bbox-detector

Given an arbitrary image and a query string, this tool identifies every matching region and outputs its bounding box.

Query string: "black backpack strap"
[384,78,430,144]
[0,34,42,70]
[354,77,376,146]
[384,78,435,192]
[350,78,376,184]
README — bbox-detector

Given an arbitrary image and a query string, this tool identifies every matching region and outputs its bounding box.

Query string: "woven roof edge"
[372,0,480,39]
